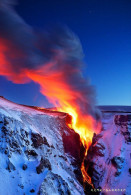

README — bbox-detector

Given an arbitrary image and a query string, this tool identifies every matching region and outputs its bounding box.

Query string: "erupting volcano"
[0,38,101,186]
[0,0,102,188]
[26,66,101,147]
[0,0,130,194]
[26,65,101,186]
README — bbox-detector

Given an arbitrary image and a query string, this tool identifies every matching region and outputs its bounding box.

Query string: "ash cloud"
[0,0,83,70]
[0,0,100,119]
[0,0,45,71]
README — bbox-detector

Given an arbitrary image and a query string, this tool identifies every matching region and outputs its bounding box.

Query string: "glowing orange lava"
[26,68,101,187]
[0,40,101,186]
[26,67,100,147]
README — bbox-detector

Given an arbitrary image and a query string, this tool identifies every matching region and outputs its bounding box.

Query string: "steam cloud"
[0,0,100,120]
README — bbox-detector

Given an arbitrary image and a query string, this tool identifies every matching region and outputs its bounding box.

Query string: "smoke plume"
[0,0,100,122]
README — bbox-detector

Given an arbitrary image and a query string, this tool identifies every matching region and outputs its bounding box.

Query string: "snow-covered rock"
[0,97,84,195]
[0,97,130,195]
[86,109,131,195]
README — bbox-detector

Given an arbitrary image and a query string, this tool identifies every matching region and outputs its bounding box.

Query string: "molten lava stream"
[61,106,98,188]
[26,69,100,188]
[81,152,94,189]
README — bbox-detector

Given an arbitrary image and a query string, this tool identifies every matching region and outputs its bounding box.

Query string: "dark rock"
[74,167,83,182]
[88,142,105,157]
[43,136,50,147]
[36,157,52,174]
[114,115,131,144]
[22,164,27,170]
[30,189,35,193]
[25,131,28,137]
[92,133,103,145]
[58,155,67,161]
[51,145,55,149]
[4,148,8,154]
[115,171,121,177]
[24,139,30,146]
[18,184,24,189]
[10,140,19,149]
[114,115,131,125]
[31,133,44,148]
[31,133,50,148]
[25,150,38,157]
[1,126,8,135]
[62,124,85,184]
[62,127,85,165]
[121,131,131,144]
[4,117,9,126]
[111,156,125,169]
[6,159,16,172]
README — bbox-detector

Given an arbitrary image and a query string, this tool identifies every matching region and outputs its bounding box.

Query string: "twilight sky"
[0,0,131,106]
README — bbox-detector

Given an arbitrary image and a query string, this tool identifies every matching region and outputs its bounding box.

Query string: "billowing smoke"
[0,0,100,122]
[0,0,46,83]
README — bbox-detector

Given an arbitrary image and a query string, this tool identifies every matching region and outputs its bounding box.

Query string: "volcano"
[0,96,130,195]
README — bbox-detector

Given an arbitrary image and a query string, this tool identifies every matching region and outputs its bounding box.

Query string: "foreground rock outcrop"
[0,97,84,195]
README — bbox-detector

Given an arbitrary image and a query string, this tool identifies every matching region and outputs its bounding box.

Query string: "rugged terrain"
[0,97,130,195]
[0,97,84,195]
[86,106,131,195]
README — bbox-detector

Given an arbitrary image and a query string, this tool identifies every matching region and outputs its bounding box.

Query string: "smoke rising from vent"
[0,0,101,124]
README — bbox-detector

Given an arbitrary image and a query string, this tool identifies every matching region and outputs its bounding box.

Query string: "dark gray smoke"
[0,0,100,119]
[0,0,45,70]
[0,0,83,70]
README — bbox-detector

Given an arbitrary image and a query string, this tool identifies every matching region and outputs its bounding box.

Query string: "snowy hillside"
[86,109,131,194]
[0,97,130,195]
[0,97,84,195]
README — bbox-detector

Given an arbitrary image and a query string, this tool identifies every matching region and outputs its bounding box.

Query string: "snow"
[88,111,131,195]
[0,97,84,195]
[0,97,130,194]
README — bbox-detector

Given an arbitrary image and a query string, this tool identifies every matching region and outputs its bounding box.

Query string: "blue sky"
[0,0,131,106]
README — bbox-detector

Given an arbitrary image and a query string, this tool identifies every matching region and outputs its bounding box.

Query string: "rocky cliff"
[85,107,131,195]
[0,97,130,195]
[0,97,85,195]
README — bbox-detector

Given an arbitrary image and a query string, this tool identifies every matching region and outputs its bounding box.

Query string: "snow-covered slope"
[86,110,131,195]
[0,97,84,195]
[0,97,130,195]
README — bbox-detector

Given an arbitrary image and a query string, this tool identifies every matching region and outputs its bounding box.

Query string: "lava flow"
[0,41,101,186]
[0,40,101,187]
[63,105,98,187]
[0,6,101,185]
[26,67,101,187]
